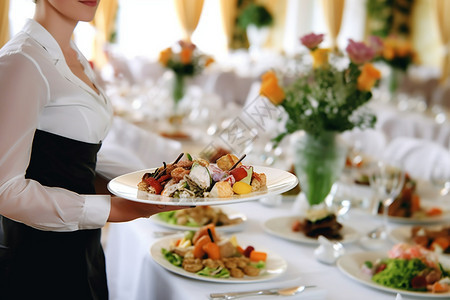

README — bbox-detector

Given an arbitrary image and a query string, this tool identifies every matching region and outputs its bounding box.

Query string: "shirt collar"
[21,19,108,103]
[21,19,65,61]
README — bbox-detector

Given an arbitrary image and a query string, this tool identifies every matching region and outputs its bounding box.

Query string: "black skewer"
[154,163,166,180]
[154,153,184,180]
[207,228,214,242]
[173,153,184,164]
[229,154,246,171]
[207,154,247,192]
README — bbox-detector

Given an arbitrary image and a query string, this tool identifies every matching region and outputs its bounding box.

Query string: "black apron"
[1,130,108,300]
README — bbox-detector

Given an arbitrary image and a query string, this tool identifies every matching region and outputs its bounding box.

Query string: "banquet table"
[103,192,449,300]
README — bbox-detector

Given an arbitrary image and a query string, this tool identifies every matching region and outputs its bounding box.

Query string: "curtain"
[92,0,119,68]
[434,0,450,83]
[320,0,345,51]
[219,0,237,49]
[173,0,205,42]
[257,0,287,51]
[0,0,10,48]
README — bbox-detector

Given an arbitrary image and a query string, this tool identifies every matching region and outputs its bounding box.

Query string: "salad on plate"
[137,153,266,199]
[362,243,450,293]
[154,206,244,229]
[159,224,269,279]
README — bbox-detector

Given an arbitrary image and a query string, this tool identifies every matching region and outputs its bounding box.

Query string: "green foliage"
[367,0,415,37]
[237,4,273,29]
[274,62,376,143]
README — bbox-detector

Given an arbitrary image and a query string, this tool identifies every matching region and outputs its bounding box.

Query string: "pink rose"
[346,39,375,64]
[368,35,384,56]
[300,33,324,50]
[178,40,196,50]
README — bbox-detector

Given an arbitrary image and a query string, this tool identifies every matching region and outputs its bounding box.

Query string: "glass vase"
[172,73,185,112]
[159,72,189,139]
[388,68,404,101]
[293,131,348,208]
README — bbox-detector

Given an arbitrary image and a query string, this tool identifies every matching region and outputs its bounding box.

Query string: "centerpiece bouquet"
[369,35,417,94]
[158,40,214,108]
[259,33,381,209]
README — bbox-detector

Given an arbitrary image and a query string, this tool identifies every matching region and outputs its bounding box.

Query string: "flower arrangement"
[260,33,382,143]
[368,35,416,94]
[158,40,214,106]
[258,33,382,207]
[369,35,416,72]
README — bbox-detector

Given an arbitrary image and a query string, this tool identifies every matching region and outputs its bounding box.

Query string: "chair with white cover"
[383,136,450,182]
[341,128,388,160]
[96,116,183,180]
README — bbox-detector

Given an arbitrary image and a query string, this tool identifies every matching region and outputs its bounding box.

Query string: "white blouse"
[0,19,112,232]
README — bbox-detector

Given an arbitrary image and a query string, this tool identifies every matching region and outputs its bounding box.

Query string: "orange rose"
[357,63,381,91]
[382,45,395,60]
[158,47,172,66]
[395,42,412,57]
[260,71,285,105]
[180,47,193,64]
[310,48,330,69]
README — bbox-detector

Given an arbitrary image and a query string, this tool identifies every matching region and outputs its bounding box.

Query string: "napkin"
[383,136,450,181]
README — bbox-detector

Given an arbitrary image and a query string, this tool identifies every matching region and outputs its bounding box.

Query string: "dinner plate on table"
[149,206,247,232]
[379,203,450,225]
[108,166,298,206]
[337,251,450,298]
[262,216,359,245]
[389,224,450,254]
[150,235,287,283]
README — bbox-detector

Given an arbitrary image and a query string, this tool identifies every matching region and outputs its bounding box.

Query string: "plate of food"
[108,153,298,206]
[337,244,450,297]
[150,224,287,283]
[371,174,450,224]
[389,225,450,255]
[262,215,359,245]
[149,205,247,232]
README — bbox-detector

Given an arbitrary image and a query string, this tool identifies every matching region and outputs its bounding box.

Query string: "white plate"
[262,216,359,245]
[383,204,450,225]
[389,225,450,254]
[149,206,247,232]
[150,235,287,283]
[108,166,298,206]
[337,251,450,298]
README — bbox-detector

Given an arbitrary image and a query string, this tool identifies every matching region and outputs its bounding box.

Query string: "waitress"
[0,1,187,299]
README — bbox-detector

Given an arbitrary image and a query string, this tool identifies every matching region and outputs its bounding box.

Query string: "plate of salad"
[149,205,247,232]
[337,244,450,297]
[389,225,450,255]
[149,224,287,283]
[108,153,298,206]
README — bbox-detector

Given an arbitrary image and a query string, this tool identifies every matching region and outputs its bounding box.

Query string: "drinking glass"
[368,160,405,238]
[430,163,450,197]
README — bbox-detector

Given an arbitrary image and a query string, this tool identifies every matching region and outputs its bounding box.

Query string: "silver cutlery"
[209,285,315,299]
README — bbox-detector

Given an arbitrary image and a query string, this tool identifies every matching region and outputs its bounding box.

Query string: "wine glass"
[430,163,450,197]
[368,160,405,239]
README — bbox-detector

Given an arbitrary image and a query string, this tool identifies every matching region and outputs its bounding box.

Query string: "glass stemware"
[368,160,405,239]
[430,163,450,197]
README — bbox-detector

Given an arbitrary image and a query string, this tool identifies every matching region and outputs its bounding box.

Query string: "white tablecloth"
[103,197,441,300]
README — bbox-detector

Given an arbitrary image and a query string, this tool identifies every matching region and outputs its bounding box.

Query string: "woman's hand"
[108,196,192,222]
